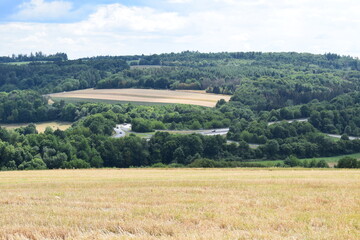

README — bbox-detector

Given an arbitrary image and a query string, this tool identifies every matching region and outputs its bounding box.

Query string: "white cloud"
[85,4,186,32]
[12,0,73,21]
[0,4,188,58]
[1,0,360,58]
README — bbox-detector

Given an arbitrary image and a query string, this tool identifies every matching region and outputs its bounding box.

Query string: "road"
[268,118,309,125]
[197,128,229,136]
[113,121,360,143]
[155,128,230,136]
[326,134,359,140]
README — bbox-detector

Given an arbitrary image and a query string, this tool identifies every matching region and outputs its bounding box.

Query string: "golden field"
[0,169,359,240]
[48,88,231,107]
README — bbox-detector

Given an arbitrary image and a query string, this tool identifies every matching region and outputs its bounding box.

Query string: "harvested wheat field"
[48,88,231,107]
[0,169,359,240]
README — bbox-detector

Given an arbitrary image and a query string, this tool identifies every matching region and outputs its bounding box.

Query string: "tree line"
[0,52,68,63]
[0,99,360,170]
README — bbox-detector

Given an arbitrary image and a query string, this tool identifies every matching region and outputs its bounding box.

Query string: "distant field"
[130,65,165,69]
[3,61,32,65]
[48,88,231,107]
[3,61,50,65]
[249,153,360,167]
[0,169,358,239]
[49,97,170,106]
[300,153,360,163]
[0,121,72,133]
[300,153,360,167]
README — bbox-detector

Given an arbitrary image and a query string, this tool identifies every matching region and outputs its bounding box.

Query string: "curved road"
[113,120,359,142]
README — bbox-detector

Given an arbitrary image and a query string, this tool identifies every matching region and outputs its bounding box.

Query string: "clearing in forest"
[0,121,72,133]
[0,169,359,239]
[48,88,231,107]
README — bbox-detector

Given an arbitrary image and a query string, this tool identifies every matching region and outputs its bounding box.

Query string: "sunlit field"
[48,88,231,107]
[0,169,359,240]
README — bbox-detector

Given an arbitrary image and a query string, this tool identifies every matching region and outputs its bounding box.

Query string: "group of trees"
[279,155,329,168]
[0,52,68,63]
[227,118,360,159]
[1,101,360,171]
[0,109,247,170]
[266,91,360,136]
[1,89,360,169]
[0,58,128,93]
[3,51,359,103]
[0,91,58,123]
[336,156,360,168]
[96,67,204,90]
[94,52,360,102]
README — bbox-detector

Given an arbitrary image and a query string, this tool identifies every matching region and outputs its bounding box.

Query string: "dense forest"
[0,52,68,63]
[0,51,360,170]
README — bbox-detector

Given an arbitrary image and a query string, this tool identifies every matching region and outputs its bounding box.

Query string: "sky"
[0,0,359,59]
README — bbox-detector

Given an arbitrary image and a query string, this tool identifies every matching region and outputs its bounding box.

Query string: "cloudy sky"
[0,0,359,59]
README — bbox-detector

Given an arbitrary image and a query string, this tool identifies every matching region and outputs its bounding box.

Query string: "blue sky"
[0,0,359,59]
[0,0,145,22]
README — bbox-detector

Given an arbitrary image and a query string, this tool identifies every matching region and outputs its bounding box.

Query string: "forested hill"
[1,51,360,170]
[1,51,360,110]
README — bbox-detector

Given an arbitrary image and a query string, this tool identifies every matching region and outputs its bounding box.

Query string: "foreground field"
[48,88,231,107]
[0,169,359,240]
[0,121,72,133]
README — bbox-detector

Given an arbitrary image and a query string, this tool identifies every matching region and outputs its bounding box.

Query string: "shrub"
[188,158,217,168]
[151,163,167,168]
[131,118,153,132]
[336,157,359,168]
[316,160,329,168]
[62,159,91,169]
[167,163,185,168]
[188,159,267,168]
[18,158,47,170]
[284,155,301,167]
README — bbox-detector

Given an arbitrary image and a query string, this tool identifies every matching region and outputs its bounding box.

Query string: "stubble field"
[0,169,359,240]
[48,88,231,107]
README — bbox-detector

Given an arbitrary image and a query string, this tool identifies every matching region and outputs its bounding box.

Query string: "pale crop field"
[0,121,72,133]
[48,88,231,107]
[0,169,359,240]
